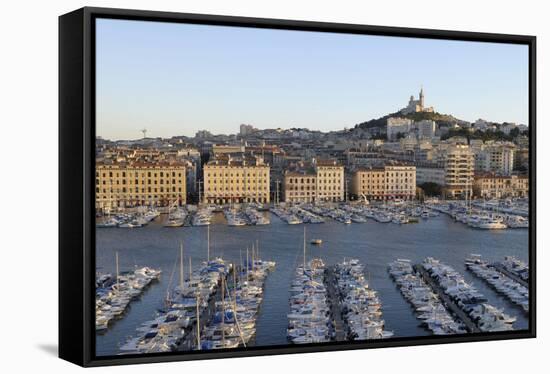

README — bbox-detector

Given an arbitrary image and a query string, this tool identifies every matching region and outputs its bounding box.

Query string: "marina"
[82,16,535,364]
[95,211,529,355]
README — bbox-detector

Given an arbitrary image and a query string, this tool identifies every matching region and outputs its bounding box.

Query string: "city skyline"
[96,18,529,140]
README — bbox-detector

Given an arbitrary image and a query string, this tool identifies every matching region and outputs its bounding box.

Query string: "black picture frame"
[59,6,537,367]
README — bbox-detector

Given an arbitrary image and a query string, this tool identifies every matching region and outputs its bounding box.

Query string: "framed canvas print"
[59,7,536,367]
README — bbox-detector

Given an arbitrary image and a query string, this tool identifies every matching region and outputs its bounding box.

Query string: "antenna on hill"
[141,128,147,139]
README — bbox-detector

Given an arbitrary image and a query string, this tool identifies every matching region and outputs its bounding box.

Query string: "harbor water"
[95,212,529,356]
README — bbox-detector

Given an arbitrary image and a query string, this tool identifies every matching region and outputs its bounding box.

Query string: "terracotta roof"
[285,170,317,177]
[96,160,186,168]
[315,159,342,167]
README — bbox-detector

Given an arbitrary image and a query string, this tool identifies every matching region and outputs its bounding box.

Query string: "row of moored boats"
[96,264,161,331]
[465,255,529,313]
[388,259,466,335]
[422,258,516,332]
[201,256,275,349]
[224,207,270,226]
[120,258,230,354]
[333,259,393,340]
[288,259,333,343]
[430,201,529,230]
[97,208,160,228]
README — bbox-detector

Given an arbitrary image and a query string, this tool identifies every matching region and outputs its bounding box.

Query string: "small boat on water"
[310,239,322,245]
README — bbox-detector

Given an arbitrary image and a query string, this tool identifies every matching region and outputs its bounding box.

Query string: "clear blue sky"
[96,18,529,140]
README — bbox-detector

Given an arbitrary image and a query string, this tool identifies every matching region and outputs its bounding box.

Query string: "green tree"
[418,182,442,197]
[509,127,520,138]
[396,132,407,140]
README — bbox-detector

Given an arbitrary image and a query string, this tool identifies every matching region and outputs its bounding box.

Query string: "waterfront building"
[95,161,186,211]
[443,144,474,199]
[351,167,385,201]
[473,173,529,198]
[386,117,412,141]
[315,160,345,202]
[282,159,344,202]
[351,164,416,201]
[284,170,317,203]
[203,155,270,204]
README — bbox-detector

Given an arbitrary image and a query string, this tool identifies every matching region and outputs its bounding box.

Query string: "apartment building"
[352,165,416,201]
[284,171,317,203]
[95,161,186,211]
[444,144,474,198]
[315,160,345,202]
[203,156,270,204]
[474,173,529,198]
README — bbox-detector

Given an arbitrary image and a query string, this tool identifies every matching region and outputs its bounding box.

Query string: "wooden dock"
[414,265,481,333]
[325,268,346,342]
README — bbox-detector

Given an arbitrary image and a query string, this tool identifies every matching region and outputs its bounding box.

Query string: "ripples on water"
[95,213,529,356]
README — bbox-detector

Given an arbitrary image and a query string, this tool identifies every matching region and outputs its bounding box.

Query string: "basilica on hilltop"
[400,87,434,115]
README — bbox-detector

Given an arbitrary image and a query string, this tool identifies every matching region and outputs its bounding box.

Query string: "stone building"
[351,165,416,201]
[283,159,344,203]
[399,87,434,115]
[474,173,529,198]
[95,161,186,211]
[203,155,270,204]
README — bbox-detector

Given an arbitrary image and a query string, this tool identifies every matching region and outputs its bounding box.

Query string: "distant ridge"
[354,111,468,130]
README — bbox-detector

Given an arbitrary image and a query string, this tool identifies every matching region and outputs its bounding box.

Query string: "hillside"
[354,111,468,130]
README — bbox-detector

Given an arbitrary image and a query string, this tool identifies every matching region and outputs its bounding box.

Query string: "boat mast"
[246,247,249,280]
[256,239,260,261]
[239,249,243,285]
[207,225,210,262]
[303,226,306,273]
[221,274,225,346]
[231,263,246,347]
[251,243,255,272]
[195,292,201,350]
[239,249,243,273]
[179,242,184,292]
[115,251,120,291]
[233,263,237,312]
[189,257,192,283]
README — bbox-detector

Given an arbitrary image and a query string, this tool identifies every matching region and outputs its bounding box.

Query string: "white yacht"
[476,217,507,230]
